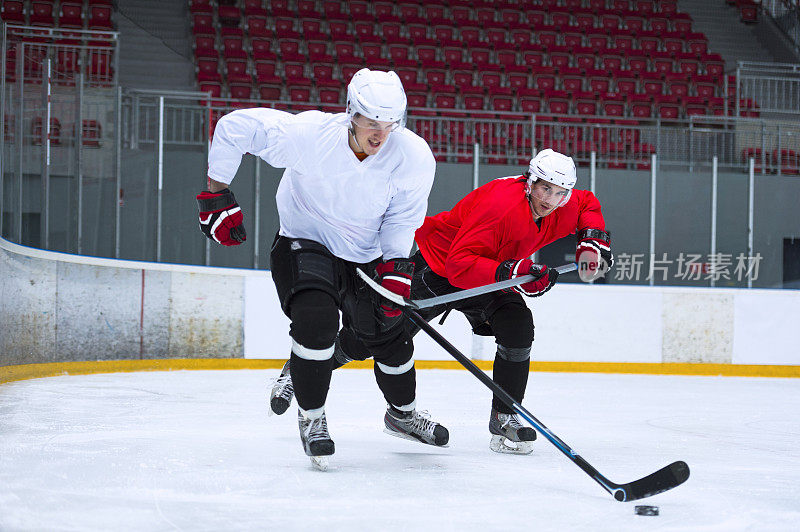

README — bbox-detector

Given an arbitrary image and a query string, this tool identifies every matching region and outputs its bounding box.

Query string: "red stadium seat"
[551,11,571,31]
[197,57,222,82]
[434,26,460,48]
[1,1,26,24]
[323,0,347,21]
[258,84,282,101]
[311,64,339,88]
[575,12,596,33]
[396,69,426,92]
[408,25,436,47]
[250,39,276,61]
[274,17,300,39]
[194,36,217,59]
[59,2,84,29]
[247,16,271,38]
[217,5,241,27]
[268,0,292,17]
[278,40,305,63]
[650,17,669,33]
[398,3,425,25]
[225,59,251,84]
[547,97,570,114]
[284,62,312,87]
[243,0,265,17]
[222,37,247,60]
[667,79,690,98]
[381,23,406,45]
[576,99,597,115]
[354,22,381,44]
[627,55,649,73]
[361,43,391,68]
[255,61,280,85]
[229,83,253,101]
[328,21,350,41]
[520,97,543,114]
[29,1,55,26]
[589,76,611,94]
[450,6,473,26]
[388,46,417,69]
[349,1,373,22]
[300,19,327,41]
[601,55,624,72]
[374,2,400,23]
[334,42,361,65]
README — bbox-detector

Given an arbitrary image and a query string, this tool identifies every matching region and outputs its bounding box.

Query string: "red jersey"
[415,176,607,289]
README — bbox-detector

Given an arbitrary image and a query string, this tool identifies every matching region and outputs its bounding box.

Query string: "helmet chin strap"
[348,123,365,153]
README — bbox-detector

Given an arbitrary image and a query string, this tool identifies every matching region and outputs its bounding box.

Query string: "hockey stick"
[356,268,689,500]
[358,262,577,310]
[405,309,689,501]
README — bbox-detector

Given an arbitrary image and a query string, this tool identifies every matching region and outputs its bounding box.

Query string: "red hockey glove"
[196,188,246,246]
[496,259,559,297]
[375,258,415,317]
[576,228,613,282]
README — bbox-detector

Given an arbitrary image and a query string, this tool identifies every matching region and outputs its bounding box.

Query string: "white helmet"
[526,149,577,207]
[346,68,407,129]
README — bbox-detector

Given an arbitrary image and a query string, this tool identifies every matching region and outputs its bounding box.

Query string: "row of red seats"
[197,39,725,81]
[0,1,114,30]
[195,26,713,68]
[196,52,725,97]
[190,0,681,27]
[3,115,103,147]
[198,72,738,122]
[192,11,699,44]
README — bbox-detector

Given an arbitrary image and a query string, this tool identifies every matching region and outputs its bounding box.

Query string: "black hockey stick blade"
[613,460,690,502]
[356,262,577,310]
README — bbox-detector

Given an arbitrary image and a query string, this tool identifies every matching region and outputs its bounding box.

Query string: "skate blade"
[490,435,534,455]
[383,428,449,448]
[310,456,329,471]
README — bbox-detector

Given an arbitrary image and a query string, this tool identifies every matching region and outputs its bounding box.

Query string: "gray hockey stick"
[356,262,577,310]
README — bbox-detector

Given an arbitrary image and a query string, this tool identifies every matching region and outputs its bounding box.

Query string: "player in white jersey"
[196,68,449,469]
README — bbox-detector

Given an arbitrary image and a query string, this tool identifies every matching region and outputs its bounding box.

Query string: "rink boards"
[2,236,799,383]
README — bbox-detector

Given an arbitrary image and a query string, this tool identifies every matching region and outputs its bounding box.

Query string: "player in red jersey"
[409,148,613,454]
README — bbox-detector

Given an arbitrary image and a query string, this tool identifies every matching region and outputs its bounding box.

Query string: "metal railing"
[736,61,800,115]
[1,23,120,253]
[117,94,800,174]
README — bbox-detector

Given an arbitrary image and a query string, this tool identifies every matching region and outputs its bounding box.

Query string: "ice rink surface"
[1,368,799,531]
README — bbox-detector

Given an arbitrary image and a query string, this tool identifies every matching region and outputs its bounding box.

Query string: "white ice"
[1,368,799,531]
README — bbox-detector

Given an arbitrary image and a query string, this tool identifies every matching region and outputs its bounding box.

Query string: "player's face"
[529,180,569,218]
[350,116,398,155]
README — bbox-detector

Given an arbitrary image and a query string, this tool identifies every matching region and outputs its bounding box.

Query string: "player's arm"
[375,142,435,316]
[574,190,613,282]
[446,205,558,296]
[198,108,298,246]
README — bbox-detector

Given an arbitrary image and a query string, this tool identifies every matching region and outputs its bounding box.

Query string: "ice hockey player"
[270,149,612,456]
[196,68,449,470]
[409,148,612,454]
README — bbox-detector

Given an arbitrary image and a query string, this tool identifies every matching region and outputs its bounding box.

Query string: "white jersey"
[207,108,435,263]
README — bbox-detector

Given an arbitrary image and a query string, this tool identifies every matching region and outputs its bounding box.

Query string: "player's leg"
[270,236,341,459]
[461,294,537,453]
[487,299,538,453]
[343,260,449,447]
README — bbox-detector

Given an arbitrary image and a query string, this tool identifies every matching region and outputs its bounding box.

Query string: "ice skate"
[268,360,294,416]
[298,408,335,471]
[384,406,449,447]
[489,408,537,455]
